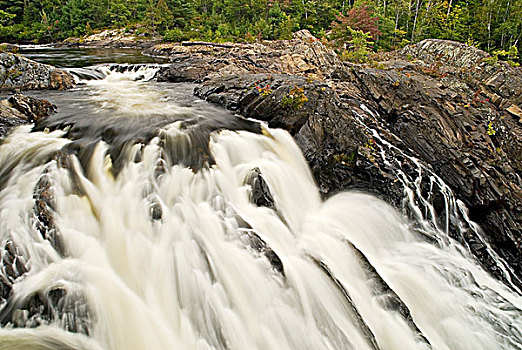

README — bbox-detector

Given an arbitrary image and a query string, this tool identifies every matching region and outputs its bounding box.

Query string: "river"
[0,48,520,350]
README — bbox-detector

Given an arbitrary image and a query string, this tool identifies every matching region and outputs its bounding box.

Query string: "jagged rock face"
[401,39,522,110]
[195,73,405,204]
[0,52,74,90]
[7,94,56,122]
[344,40,522,276]
[188,35,522,288]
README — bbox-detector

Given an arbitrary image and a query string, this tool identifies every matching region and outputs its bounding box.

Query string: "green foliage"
[340,28,374,62]
[493,45,520,66]
[0,0,518,58]
[282,86,308,110]
[163,28,191,42]
[484,45,520,67]
[416,1,465,41]
[0,9,16,26]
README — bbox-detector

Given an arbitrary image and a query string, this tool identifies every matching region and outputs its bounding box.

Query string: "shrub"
[282,86,308,110]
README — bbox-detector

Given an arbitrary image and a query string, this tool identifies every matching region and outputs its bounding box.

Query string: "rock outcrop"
[0,43,19,53]
[148,30,345,82]
[0,52,74,90]
[0,94,56,137]
[345,42,522,276]
[156,31,522,289]
[60,28,161,49]
[194,73,406,204]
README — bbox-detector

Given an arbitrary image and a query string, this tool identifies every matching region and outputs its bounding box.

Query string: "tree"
[330,3,381,48]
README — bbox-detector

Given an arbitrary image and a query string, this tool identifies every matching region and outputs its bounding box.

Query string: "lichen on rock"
[0,52,74,91]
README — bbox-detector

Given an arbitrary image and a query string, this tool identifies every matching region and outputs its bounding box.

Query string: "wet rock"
[0,94,57,137]
[0,52,74,90]
[0,240,29,305]
[33,170,64,255]
[155,57,216,82]
[246,168,276,209]
[0,100,28,137]
[7,93,56,122]
[0,287,91,335]
[195,73,405,205]
[343,40,522,286]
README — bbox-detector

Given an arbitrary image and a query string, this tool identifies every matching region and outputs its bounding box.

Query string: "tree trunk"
[411,0,422,41]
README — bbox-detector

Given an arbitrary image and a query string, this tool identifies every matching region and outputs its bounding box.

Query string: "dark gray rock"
[195,73,405,204]
[8,93,56,122]
[0,101,28,137]
[345,42,522,284]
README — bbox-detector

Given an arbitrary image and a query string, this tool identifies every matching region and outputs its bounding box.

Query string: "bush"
[340,28,374,63]
[163,28,192,42]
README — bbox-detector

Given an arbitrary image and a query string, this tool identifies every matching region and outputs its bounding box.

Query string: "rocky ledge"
[149,31,522,289]
[1,52,74,90]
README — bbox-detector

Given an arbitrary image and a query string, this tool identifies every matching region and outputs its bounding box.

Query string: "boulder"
[0,94,57,137]
[0,52,74,90]
[7,93,56,122]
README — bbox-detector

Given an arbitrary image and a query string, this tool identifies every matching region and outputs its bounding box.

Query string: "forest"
[0,0,520,59]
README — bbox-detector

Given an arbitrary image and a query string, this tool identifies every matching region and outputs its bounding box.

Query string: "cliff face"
[148,31,522,289]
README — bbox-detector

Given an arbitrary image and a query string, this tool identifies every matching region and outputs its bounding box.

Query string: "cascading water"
[0,65,521,350]
[352,106,522,292]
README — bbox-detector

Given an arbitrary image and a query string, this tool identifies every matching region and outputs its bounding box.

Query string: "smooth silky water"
[0,57,521,350]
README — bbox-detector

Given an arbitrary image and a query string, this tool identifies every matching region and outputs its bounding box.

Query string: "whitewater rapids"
[0,66,520,350]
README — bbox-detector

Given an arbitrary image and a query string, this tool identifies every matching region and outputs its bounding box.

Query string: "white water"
[0,68,521,350]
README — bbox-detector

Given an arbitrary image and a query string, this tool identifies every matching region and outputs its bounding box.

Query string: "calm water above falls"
[0,55,521,350]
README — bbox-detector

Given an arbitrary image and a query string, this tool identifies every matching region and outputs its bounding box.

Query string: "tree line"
[0,0,520,56]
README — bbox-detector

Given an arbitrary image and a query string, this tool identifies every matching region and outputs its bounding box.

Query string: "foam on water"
[0,67,520,350]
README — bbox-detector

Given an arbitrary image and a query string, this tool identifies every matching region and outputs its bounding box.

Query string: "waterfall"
[0,67,521,350]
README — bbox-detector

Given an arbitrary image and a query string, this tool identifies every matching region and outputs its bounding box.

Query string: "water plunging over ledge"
[0,62,521,350]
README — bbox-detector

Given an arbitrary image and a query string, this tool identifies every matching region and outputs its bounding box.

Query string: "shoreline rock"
[58,28,161,49]
[0,52,74,90]
[149,30,345,83]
